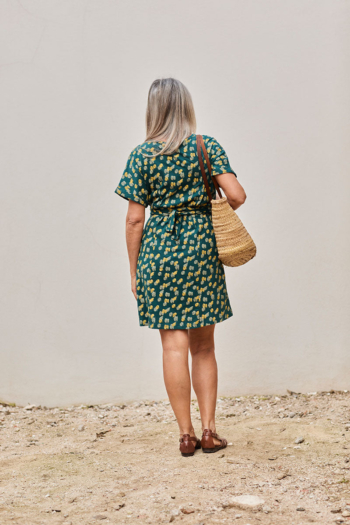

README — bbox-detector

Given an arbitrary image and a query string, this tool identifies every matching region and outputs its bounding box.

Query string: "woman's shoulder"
[127,140,161,159]
[200,134,225,155]
[201,134,220,146]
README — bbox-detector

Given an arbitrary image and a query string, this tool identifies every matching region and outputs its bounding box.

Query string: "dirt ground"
[1,390,350,525]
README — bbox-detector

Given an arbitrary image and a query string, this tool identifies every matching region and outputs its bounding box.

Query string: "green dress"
[115,133,237,330]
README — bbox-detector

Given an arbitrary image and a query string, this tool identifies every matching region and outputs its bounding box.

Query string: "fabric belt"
[150,205,211,238]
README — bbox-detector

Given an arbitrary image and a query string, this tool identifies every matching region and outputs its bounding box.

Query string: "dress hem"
[138,311,233,330]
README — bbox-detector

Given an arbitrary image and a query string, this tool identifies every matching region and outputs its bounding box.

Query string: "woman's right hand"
[131,275,137,300]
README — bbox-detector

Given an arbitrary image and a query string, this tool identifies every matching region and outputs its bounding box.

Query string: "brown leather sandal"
[201,428,228,453]
[179,434,201,457]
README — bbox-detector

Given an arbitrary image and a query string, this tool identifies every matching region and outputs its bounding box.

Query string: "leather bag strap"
[196,135,223,201]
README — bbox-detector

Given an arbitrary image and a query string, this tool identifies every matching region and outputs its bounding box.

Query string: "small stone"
[228,495,265,510]
[24,404,36,411]
[277,470,289,480]
[342,511,350,517]
[296,507,305,511]
[218,453,225,458]
[262,505,272,513]
[170,509,180,517]
[289,412,296,418]
[331,508,342,513]
[93,515,107,520]
[295,436,304,444]
[181,508,195,514]
[78,425,85,432]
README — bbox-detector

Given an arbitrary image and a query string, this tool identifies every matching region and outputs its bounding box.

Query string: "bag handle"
[196,135,223,201]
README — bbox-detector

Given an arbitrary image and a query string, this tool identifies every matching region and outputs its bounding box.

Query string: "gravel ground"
[1,390,350,525]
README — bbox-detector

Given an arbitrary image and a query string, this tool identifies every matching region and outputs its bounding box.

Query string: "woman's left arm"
[125,200,145,300]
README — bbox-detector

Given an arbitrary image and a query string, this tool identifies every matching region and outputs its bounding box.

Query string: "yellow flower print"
[115,134,234,329]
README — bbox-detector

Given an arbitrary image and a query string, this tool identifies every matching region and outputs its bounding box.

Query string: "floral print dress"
[115,133,237,330]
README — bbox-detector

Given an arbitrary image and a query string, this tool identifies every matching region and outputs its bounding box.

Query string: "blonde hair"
[143,78,196,157]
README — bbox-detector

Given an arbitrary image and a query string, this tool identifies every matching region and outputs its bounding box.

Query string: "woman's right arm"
[215,172,247,210]
[125,200,145,300]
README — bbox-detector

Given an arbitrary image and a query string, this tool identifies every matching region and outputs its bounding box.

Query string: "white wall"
[0,0,349,407]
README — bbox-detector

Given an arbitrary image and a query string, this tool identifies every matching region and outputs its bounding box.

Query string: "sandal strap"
[202,429,228,447]
[179,434,199,443]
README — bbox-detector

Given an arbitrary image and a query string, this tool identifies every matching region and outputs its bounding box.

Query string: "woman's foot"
[201,428,227,453]
[179,433,201,457]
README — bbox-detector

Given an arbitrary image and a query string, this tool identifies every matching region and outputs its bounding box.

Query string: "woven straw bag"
[196,135,256,267]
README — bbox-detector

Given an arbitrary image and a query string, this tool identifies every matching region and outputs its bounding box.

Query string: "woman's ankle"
[201,420,216,433]
[179,425,195,436]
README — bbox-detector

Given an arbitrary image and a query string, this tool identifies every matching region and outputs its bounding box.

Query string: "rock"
[78,425,85,432]
[227,495,265,510]
[170,509,180,517]
[289,412,296,418]
[342,511,350,517]
[181,508,195,514]
[262,505,272,513]
[96,430,111,438]
[331,508,342,513]
[24,404,36,411]
[92,515,107,520]
[277,470,289,480]
[296,507,305,511]
[295,436,304,444]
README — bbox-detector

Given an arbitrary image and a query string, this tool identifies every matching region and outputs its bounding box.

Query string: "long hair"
[143,78,196,157]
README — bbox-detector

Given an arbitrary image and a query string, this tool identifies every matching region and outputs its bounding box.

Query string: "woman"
[115,78,246,456]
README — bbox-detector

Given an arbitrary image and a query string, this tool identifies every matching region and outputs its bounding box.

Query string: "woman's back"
[116,134,236,211]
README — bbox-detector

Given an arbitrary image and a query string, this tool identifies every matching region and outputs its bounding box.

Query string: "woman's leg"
[159,329,196,437]
[189,325,221,445]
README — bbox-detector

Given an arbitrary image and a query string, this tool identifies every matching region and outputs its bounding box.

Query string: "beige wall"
[0,0,349,407]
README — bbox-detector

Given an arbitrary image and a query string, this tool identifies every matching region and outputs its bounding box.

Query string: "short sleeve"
[115,148,151,207]
[204,136,237,178]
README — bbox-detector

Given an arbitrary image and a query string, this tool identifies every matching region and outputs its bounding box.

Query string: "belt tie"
[150,205,211,239]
